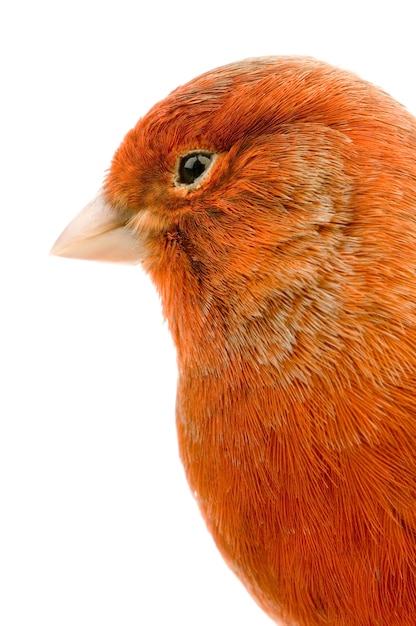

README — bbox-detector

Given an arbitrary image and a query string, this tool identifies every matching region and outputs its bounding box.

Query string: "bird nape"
[51,56,416,626]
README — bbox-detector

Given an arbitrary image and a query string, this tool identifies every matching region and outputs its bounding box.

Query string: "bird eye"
[176,151,216,187]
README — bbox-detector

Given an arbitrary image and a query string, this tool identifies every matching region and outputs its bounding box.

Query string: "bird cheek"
[128,206,170,241]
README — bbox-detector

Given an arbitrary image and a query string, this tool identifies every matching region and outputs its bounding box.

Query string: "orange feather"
[52,57,416,625]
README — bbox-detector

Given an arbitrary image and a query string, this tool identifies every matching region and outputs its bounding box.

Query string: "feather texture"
[53,57,416,625]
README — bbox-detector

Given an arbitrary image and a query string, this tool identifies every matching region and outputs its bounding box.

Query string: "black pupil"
[179,153,212,185]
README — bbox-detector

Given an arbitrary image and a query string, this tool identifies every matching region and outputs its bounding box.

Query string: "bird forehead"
[127,58,320,142]
[135,58,365,154]
[118,55,373,166]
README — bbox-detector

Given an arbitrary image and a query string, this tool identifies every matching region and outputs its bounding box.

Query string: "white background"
[1,2,415,625]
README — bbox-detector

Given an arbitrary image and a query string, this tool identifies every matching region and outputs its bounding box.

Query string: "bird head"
[51,56,416,376]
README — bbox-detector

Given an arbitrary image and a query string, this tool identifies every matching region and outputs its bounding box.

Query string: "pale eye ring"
[175,151,217,187]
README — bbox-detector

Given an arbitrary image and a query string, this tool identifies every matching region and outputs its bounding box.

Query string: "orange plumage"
[52,57,416,625]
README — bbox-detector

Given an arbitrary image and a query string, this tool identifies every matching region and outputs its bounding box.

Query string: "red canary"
[51,57,416,625]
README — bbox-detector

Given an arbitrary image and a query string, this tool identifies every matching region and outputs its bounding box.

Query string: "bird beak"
[50,191,143,265]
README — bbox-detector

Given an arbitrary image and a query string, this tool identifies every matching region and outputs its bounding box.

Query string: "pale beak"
[50,191,144,265]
